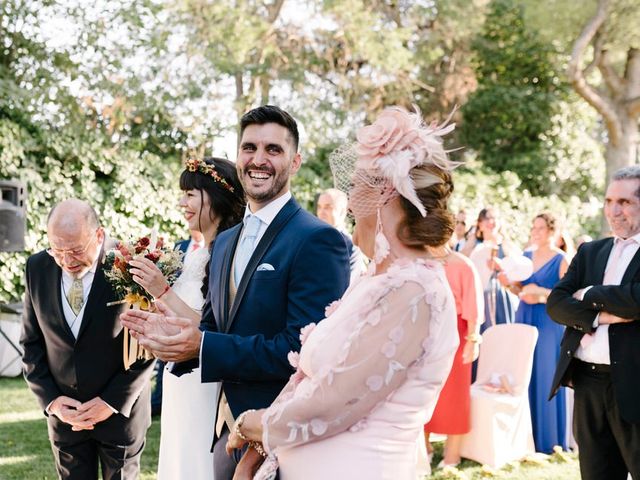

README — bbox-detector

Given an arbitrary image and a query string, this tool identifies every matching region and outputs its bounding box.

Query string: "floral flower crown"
[184,157,235,193]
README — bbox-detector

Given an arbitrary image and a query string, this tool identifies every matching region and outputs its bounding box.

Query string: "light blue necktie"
[234,215,262,287]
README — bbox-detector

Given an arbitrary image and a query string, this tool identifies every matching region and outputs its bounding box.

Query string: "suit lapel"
[219,226,242,332]
[621,244,640,283]
[45,259,75,342]
[76,241,110,341]
[226,199,301,332]
[595,238,614,284]
[75,266,108,341]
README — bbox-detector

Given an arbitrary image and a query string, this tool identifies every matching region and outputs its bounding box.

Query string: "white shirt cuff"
[577,285,593,301]
[199,331,205,366]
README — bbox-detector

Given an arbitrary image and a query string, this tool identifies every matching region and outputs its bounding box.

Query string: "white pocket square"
[256,263,275,271]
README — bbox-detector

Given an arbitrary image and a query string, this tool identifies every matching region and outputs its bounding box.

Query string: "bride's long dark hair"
[179,157,245,297]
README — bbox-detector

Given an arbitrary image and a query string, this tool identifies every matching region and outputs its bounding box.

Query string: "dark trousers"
[573,361,640,480]
[213,425,246,480]
[51,436,145,480]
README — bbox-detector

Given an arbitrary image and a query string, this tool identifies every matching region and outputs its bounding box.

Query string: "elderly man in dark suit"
[21,199,154,480]
[547,166,640,480]
[122,105,351,480]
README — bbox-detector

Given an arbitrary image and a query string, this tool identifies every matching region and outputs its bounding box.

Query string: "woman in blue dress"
[509,212,570,453]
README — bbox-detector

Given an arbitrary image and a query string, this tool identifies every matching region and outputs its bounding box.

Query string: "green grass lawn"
[0,376,158,480]
[0,376,579,479]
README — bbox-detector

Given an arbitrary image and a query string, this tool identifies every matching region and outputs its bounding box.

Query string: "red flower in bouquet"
[104,232,182,304]
[145,251,161,262]
[135,237,150,253]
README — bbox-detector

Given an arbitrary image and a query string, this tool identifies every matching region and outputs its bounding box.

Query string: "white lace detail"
[260,258,458,459]
[171,247,209,312]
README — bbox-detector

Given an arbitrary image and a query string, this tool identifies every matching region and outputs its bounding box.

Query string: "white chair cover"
[0,312,23,377]
[459,323,538,468]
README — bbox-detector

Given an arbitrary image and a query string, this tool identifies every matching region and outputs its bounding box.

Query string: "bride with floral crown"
[129,157,245,480]
[226,106,460,479]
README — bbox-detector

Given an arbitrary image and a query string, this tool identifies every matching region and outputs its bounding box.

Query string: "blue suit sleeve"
[201,226,350,383]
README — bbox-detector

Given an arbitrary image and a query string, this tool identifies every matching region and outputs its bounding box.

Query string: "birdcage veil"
[329,106,456,220]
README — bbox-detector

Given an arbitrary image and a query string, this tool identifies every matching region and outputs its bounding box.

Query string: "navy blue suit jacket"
[199,197,350,418]
[175,239,190,254]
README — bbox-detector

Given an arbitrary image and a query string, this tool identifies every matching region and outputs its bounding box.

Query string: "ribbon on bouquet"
[122,293,155,370]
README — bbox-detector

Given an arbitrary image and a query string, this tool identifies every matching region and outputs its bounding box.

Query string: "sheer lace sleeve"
[261,262,457,452]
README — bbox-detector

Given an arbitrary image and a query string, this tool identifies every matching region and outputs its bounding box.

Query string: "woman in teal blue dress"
[511,213,570,453]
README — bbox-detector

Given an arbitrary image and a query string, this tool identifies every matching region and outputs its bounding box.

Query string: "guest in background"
[505,213,569,453]
[316,187,367,280]
[451,209,469,252]
[462,207,520,329]
[556,228,576,262]
[548,167,640,479]
[424,250,484,468]
[150,229,205,417]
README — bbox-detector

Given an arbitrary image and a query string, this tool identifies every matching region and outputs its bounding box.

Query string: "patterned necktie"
[67,277,85,315]
[234,215,262,287]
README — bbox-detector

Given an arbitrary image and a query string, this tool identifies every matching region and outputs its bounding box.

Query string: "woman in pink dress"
[424,251,484,467]
[226,106,460,480]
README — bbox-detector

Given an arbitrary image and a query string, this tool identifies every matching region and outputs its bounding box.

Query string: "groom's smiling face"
[237,123,301,210]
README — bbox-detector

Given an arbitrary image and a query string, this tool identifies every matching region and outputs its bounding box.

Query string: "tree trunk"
[567,0,640,236]
[604,113,639,181]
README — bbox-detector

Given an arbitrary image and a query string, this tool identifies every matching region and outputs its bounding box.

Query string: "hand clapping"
[120,301,202,362]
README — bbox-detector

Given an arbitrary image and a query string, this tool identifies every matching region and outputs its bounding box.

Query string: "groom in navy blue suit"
[122,105,350,479]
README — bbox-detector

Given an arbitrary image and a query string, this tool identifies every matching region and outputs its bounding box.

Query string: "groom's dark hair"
[240,105,299,151]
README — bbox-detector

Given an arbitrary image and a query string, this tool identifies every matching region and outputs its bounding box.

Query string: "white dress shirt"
[60,259,99,339]
[199,191,292,361]
[575,233,640,365]
[241,191,292,244]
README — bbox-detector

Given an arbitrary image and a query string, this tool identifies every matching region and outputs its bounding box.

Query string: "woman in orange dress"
[424,250,484,467]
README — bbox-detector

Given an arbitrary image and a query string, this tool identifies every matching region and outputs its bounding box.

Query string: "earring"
[373,209,390,264]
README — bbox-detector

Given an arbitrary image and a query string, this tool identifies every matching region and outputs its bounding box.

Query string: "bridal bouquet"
[104,232,182,369]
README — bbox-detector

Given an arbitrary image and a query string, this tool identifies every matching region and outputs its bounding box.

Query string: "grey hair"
[47,199,100,230]
[612,166,640,182]
[612,166,640,199]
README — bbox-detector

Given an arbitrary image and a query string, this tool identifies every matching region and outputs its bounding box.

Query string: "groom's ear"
[290,152,302,175]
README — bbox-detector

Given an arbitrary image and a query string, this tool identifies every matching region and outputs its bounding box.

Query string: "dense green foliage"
[461,0,565,194]
[0,0,618,302]
[0,1,187,303]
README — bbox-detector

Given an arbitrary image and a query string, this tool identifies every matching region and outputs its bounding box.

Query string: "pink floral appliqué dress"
[257,258,459,480]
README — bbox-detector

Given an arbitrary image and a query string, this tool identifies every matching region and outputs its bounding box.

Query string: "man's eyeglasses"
[47,230,98,259]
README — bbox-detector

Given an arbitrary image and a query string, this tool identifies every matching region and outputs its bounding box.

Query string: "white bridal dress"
[157,247,219,480]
